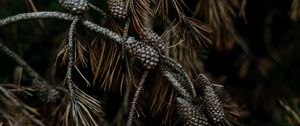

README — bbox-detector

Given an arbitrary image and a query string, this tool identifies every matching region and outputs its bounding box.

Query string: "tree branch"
[161,70,193,102]
[0,40,60,102]
[0,11,196,102]
[161,55,197,98]
[127,70,149,126]
[66,16,80,96]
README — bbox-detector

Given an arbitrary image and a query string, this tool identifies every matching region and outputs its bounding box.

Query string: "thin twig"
[123,19,131,39]
[88,3,107,17]
[122,18,131,59]
[127,70,149,126]
[0,40,61,102]
[66,16,80,96]
[0,40,42,80]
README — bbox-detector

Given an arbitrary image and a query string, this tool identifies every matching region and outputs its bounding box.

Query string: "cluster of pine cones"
[176,74,225,125]
[58,0,226,125]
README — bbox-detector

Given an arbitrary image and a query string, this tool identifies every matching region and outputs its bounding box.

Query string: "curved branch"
[0,40,41,80]
[0,11,76,26]
[88,3,107,17]
[0,40,61,102]
[0,11,123,43]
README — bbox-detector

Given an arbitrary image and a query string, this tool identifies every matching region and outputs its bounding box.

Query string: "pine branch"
[82,20,123,43]
[66,17,80,96]
[0,40,60,102]
[0,41,39,80]
[161,55,197,98]
[121,18,131,61]
[88,3,107,17]
[123,19,131,38]
[0,12,158,50]
[0,11,76,26]
[161,70,192,101]
[127,70,149,126]
[0,12,122,45]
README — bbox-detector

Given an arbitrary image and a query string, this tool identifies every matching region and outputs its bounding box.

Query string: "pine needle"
[194,0,241,50]
[129,0,153,33]
[56,85,104,126]
[171,16,214,53]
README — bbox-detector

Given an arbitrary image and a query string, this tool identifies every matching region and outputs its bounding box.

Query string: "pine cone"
[203,85,225,123]
[176,97,210,126]
[59,0,89,14]
[196,74,225,123]
[139,28,165,53]
[32,79,60,103]
[107,0,127,19]
[124,37,159,69]
[194,74,210,95]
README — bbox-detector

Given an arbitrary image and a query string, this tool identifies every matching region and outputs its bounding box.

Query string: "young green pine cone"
[107,0,127,19]
[176,97,210,126]
[197,74,225,123]
[124,37,159,69]
[59,0,89,14]
[139,28,165,53]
